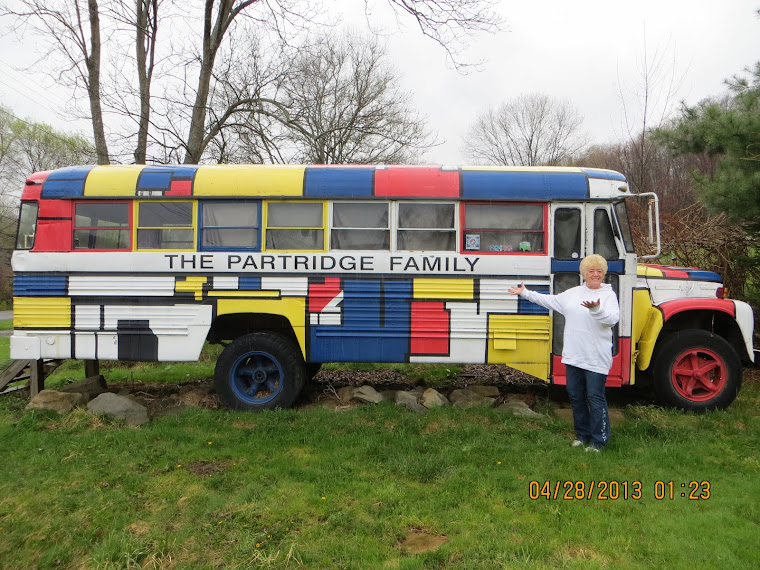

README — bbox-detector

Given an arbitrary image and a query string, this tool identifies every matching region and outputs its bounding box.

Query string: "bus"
[11,164,755,412]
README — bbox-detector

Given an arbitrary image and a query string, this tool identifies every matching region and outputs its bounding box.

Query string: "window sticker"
[466,234,480,250]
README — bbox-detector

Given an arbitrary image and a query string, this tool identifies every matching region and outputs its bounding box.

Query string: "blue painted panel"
[309,278,412,362]
[304,168,374,198]
[239,277,261,290]
[518,286,550,314]
[137,169,173,190]
[41,166,96,197]
[462,171,588,200]
[14,274,68,296]
[551,259,624,274]
[685,270,722,282]
[580,168,627,181]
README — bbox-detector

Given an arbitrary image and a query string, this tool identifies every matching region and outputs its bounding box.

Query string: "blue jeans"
[565,365,610,449]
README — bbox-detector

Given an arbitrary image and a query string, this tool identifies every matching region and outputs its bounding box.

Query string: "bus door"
[549,203,628,386]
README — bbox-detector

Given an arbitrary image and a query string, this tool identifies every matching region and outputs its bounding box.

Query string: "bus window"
[331,202,389,250]
[397,202,456,251]
[613,201,636,253]
[593,208,619,260]
[553,208,581,260]
[15,202,38,250]
[266,202,324,250]
[74,202,130,250]
[463,203,544,253]
[136,201,194,250]
[200,201,259,250]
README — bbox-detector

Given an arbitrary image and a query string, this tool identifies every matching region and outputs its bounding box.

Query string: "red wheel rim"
[671,348,727,402]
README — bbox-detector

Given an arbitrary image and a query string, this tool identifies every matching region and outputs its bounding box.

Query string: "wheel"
[651,330,741,412]
[214,332,305,411]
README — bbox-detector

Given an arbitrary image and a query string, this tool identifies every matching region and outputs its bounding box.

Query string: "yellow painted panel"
[413,279,474,300]
[14,297,71,328]
[636,264,664,277]
[636,307,664,371]
[488,315,551,380]
[84,165,143,196]
[176,276,207,301]
[216,297,306,357]
[194,165,305,196]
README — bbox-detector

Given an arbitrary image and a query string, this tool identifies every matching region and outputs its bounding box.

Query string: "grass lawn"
[1,334,759,568]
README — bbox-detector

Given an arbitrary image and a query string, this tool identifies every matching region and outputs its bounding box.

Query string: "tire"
[651,329,741,412]
[214,332,305,411]
[305,362,322,380]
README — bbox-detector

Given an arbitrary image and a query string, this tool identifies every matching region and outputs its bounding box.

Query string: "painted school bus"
[11,164,755,411]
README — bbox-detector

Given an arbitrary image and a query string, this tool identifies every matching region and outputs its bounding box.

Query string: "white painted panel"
[261,277,308,296]
[68,276,176,297]
[213,276,239,290]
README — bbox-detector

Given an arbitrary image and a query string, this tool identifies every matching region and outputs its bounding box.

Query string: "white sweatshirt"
[520,283,620,374]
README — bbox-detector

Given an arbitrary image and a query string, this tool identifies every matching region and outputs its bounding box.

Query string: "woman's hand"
[581,299,600,310]
[508,283,526,296]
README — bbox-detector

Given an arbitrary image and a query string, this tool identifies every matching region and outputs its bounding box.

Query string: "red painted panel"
[34,200,72,252]
[34,220,71,251]
[309,277,342,313]
[38,199,72,218]
[660,298,735,320]
[374,166,459,198]
[21,185,42,201]
[167,180,192,196]
[550,337,632,387]
[411,301,450,355]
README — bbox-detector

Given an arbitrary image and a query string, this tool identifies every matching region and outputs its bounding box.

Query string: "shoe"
[585,445,602,453]
[571,439,585,447]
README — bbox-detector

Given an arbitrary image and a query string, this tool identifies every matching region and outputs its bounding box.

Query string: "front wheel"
[214,332,305,411]
[651,330,741,412]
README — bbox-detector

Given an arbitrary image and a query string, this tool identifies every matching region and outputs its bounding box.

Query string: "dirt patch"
[400,528,449,554]
[186,460,228,477]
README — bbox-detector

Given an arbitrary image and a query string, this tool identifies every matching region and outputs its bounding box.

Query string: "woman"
[507,254,619,452]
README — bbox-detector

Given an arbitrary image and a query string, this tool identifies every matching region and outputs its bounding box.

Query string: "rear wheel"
[651,330,741,412]
[214,332,305,411]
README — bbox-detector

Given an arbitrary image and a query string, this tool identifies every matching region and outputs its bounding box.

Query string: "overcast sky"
[1,0,758,165]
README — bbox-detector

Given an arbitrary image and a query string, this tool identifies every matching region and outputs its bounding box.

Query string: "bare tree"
[3,0,504,165]
[219,31,435,164]
[462,93,587,166]
[3,0,110,164]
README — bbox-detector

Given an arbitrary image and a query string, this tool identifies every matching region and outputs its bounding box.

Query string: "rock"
[394,391,428,414]
[496,399,542,418]
[336,386,357,403]
[420,388,448,409]
[449,388,478,404]
[26,390,85,415]
[60,375,108,400]
[353,385,384,404]
[453,396,495,409]
[468,385,501,398]
[87,393,149,426]
[395,391,419,406]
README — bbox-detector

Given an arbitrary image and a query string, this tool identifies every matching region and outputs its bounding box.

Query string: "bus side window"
[200,201,260,251]
[397,202,456,251]
[136,201,195,250]
[16,202,39,250]
[462,203,544,253]
[593,208,619,260]
[265,202,324,251]
[553,208,581,259]
[74,202,130,250]
[332,202,389,250]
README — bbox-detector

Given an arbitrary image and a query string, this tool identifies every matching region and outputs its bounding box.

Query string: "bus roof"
[24,164,630,201]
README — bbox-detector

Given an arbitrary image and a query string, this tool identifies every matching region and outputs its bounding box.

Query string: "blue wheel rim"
[229,350,284,405]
